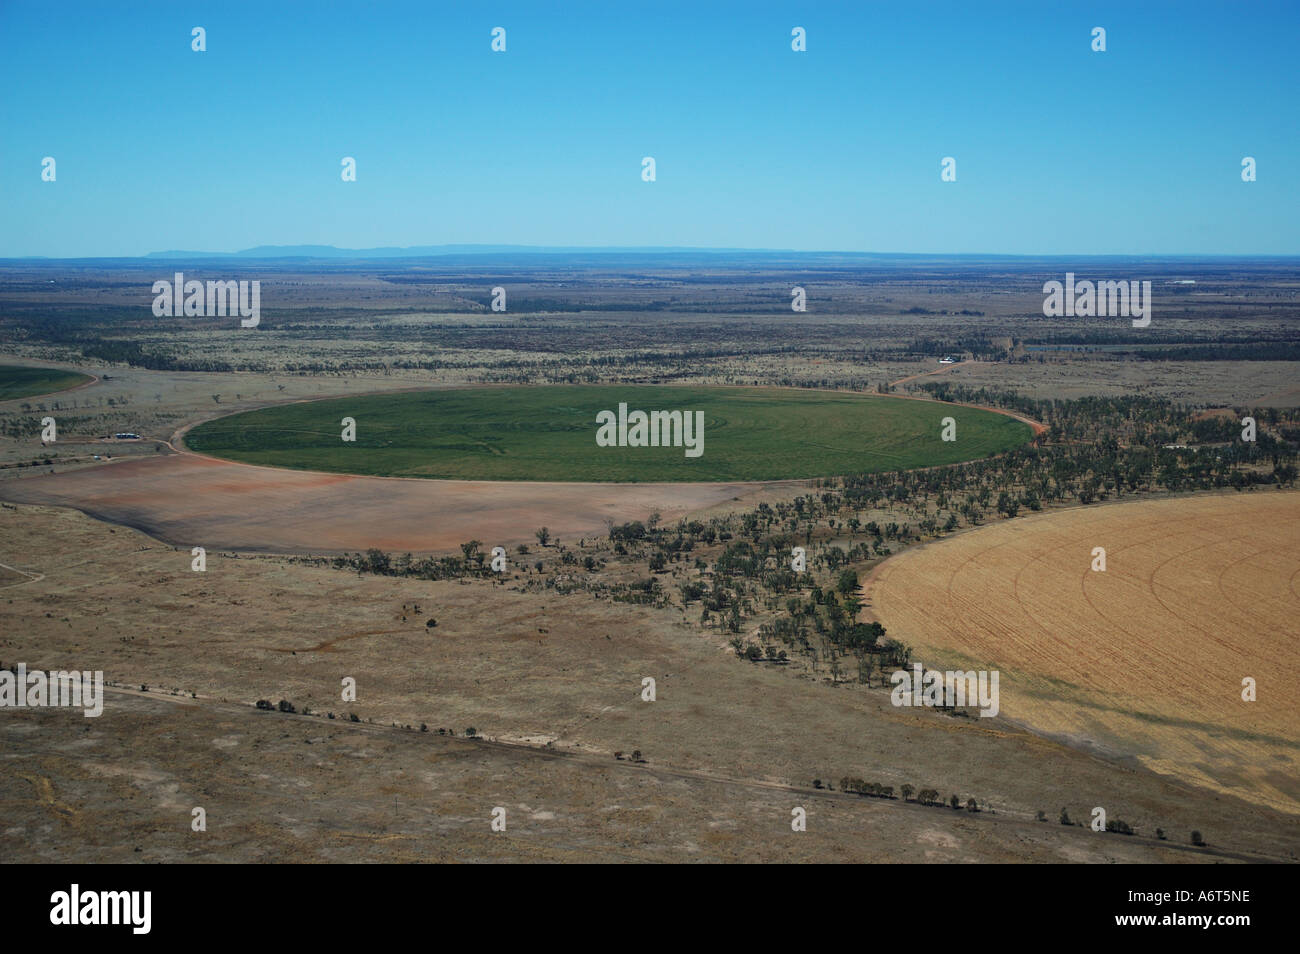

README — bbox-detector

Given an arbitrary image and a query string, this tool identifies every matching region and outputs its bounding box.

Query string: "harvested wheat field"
[870,491,1300,815]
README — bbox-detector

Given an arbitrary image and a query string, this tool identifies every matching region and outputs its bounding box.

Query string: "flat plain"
[1,256,1297,863]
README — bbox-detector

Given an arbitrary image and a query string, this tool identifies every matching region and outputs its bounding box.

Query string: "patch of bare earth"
[0,453,772,554]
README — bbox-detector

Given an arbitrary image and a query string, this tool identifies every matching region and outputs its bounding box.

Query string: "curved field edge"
[183,384,1035,483]
[0,365,95,402]
[868,491,1300,815]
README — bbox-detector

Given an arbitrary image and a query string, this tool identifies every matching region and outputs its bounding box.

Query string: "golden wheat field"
[870,491,1300,815]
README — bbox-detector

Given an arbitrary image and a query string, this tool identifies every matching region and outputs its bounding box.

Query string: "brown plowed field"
[0,452,773,554]
[870,492,1300,815]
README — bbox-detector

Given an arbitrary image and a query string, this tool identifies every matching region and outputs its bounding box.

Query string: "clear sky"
[1,0,1296,257]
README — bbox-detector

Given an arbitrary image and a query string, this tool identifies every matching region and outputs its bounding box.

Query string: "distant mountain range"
[144,244,795,259]
[5,246,1291,264]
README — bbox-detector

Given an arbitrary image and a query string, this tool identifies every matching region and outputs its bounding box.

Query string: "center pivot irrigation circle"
[184,385,1034,483]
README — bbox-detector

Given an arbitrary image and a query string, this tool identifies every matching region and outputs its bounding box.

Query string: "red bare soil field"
[0,452,770,554]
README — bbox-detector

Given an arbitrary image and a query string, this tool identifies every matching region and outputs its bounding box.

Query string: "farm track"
[89,683,1286,863]
[0,560,44,588]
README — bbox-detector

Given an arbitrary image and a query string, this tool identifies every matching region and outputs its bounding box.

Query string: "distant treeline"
[1135,342,1300,361]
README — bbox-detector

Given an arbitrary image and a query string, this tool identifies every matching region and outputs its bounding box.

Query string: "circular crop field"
[0,364,93,401]
[184,385,1033,482]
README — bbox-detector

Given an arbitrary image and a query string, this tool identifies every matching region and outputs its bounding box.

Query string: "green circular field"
[0,365,93,401]
[184,385,1033,482]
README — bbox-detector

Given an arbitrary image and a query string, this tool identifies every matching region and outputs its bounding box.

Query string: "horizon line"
[5,244,1300,263]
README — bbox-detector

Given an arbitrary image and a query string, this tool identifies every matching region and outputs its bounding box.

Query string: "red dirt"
[0,452,768,554]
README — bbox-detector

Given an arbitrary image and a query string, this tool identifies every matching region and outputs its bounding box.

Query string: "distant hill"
[7,246,1288,265]
[145,244,788,260]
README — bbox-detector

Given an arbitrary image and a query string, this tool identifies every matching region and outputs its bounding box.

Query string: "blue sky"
[1,0,1296,257]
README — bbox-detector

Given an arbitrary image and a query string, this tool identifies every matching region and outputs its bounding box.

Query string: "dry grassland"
[2,502,1297,861]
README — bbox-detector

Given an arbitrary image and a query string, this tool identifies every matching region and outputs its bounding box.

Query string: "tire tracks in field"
[0,561,45,589]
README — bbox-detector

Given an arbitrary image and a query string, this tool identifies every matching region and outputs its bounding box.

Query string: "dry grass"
[3,502,1298,860]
